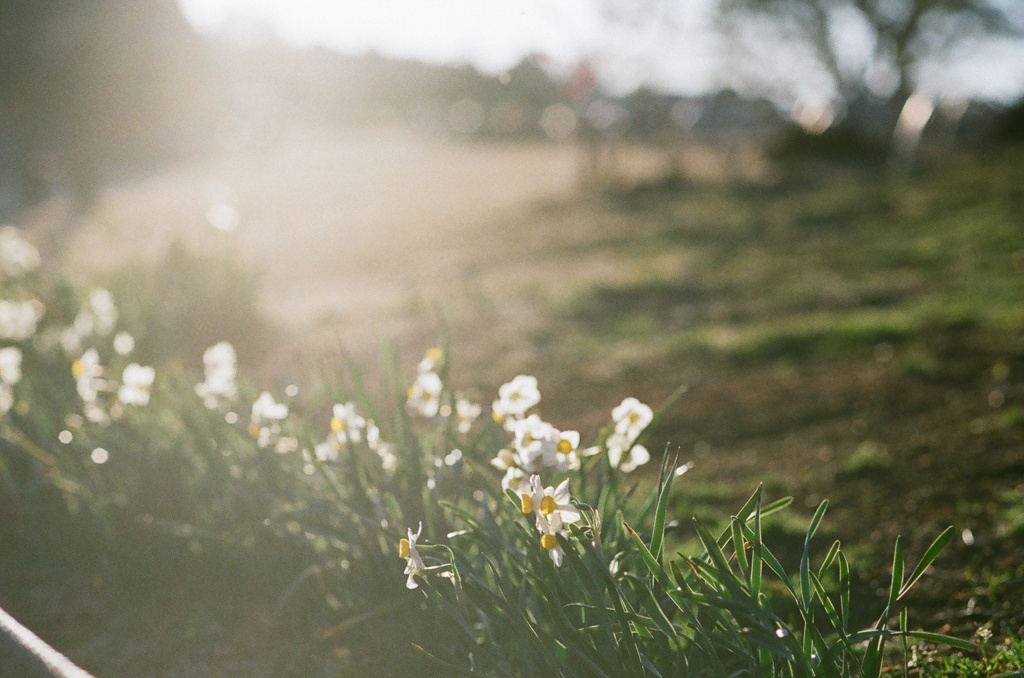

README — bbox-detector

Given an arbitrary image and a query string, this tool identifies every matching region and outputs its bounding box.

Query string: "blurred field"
[48,127,676,320]
[12,127,1024,674]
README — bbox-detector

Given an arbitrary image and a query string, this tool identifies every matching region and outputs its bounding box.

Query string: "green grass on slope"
[562,150,1024,365]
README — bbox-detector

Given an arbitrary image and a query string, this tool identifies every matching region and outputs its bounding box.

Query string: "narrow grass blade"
[800,500,828,611]
[887,536,904,612]
[898,526,953,600]
[734,484,764,528]
[861,634,885,678]
[625,521,668,586]
[903,631,977,652]
[731,519,750,581]
[839,550,850,629]
[759,496,794,519]
[694,519,744,593]
[819,540,840,577]
[809,572,849,648]
[750,494,763,598]
[650,450,678,563]
[740,521,795,596]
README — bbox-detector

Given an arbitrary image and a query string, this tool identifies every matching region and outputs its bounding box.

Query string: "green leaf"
[809,572,851,651]
[731,519,750,581]
[839,551,850,630]
[740,521,796,597]
[903,631,977,652]
[759,495,794,519]
[887,536,905,612]
[734,484,764,528]
[819,540,840,577]
[624,520,667,585]
[898,526,953,600]
[650,450,679,563]
[750,494,763,598]
[800,500,828,611]
[861,634,885,678]
[694,518,745,595]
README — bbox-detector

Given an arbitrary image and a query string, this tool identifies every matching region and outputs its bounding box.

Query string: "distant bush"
[996,97,1024,143]
[770,123,888,166]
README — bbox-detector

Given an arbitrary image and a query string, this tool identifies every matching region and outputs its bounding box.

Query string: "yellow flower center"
[541,534,558,550]
[72,360,83,378]
[540,495,557,515]
[330,417,345,432]
[399,538,411,559]
[520,493,534,515]
[492,410,504,423]
[426,347,443,362]
[557,439,573,454]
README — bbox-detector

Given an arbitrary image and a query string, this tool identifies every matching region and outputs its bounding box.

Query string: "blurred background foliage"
[1,0,1023,226]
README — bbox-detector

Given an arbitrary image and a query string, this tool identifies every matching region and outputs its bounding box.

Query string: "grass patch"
[837,440,893,478]
[558,150,1024,366]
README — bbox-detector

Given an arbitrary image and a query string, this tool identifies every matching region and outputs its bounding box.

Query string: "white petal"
[553,478,571,503]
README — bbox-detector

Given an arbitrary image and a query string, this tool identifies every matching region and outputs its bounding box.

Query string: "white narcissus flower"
[553,430,583,472]
[501,466,529,494]
[314,441,339,463]
[366,421,381,450]
[118,363,155,406]
[512,414,558,472]
[400,522,426,589]
[0,346,22,386]
[520,475,582,526]
[0,227,40,278]
[251,392,288,427]
[538,512,569,566]
[113,332,135,356]
[417,347,444,375]
[519,475,581,567]
[492,374,540,424]
[407,371,442,417]
[195,341,237,408]
[611,397,654,439]
[59,327,82,356]
[377,444,399,474]
[331,402,366,444]
[89,289,118,336]
[0,300,41,341]
[490,447,516,471]
[73,349,104,403]
[608,437,651,473]
[607,397,654,473]
[366,420,398,473]
[454,397,481,434]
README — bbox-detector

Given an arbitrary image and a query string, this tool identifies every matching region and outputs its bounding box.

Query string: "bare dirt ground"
[53,127,657,321]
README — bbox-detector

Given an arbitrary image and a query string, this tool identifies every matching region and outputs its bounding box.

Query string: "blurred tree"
[717,0,1024,107]
[0,0,216,217]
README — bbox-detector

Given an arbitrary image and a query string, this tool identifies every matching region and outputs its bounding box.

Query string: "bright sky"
[177,0,1024,103]
[177,0,723,95]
